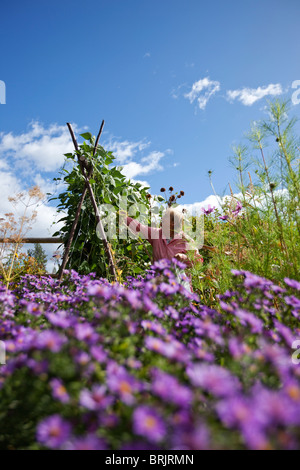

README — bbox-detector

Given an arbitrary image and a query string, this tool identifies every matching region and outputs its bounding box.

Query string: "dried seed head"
[28,185,45,200]
[160,188,166,192]
[169,186,174,191]
[180,190,185,196]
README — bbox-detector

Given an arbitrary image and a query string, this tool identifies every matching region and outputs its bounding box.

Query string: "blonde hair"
[162,208,184,237]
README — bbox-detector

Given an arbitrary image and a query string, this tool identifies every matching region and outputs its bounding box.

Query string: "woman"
[122,207,203,290]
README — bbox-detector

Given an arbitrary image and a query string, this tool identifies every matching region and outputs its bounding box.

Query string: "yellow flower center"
[287,385,300,401]
[145,417,156,429]
[49,426,60,437]
[120,381,132,394]
[58,385,67,396]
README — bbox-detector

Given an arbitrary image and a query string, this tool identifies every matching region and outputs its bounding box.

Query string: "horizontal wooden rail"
[0,237,63,244]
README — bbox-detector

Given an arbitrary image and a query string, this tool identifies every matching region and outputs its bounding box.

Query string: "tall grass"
[191,99,300,306]
[0,186,44,288]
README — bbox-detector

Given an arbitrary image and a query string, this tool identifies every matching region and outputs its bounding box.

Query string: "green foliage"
[27,243,48,271]
[51,139,153,280]
[192,99,300,306]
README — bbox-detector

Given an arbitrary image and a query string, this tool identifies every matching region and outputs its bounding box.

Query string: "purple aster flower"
[232,201,243,216]
[171,257,187,270]
[121,442,160,450]
[219,214,229,221]
[165,306,179,320]
[26,302,43,316]
[106,362,143,405]
[141,320,167,336]
[283,380,300,403]
[151,368,193,407]
[36,415,72,449]
[99,412,120,428]
[191,318,224,345]
[79,385,113,410]
[153,259,171,271]
[242,271,272,291]
[126,357,142,369]
[143,296,164,317]
[216,395,273,450]
[284,295,300,310]
[201,204,216,215]
[124,290,142,309]
[228,337,252,359]
[187,364,241,397]
[50,378,70,404]
[86,283,112,300]
[233,309,264,334]
[163,268,176,279]
[171,422,210,450]
[74,323,98,344]
[145,336,190,363]
[36,331,67,353]
[75,351,90,366]
[145,336,165,354]
[133,406,166,443]
[27,358,49,375]
[274,320,296,346]
[216,395,254,428]
[159,282,179,295]
[46,310,72,329]
[65,434,107,450]
[253,387,300,427]
[284,277,300,291]
[90,345,107,363]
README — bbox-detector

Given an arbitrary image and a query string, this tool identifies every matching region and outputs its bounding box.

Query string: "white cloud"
[184,77,220,110]
[226,83,283,106]
[143,52,151,58]
[104,138,151,164]
[122,151,164,179]
[180,194,223,215]
[103,136,167,179]
[0,121,76,172]
[171,83,187,99]
[130,179,150,188]
[0,170,22,214]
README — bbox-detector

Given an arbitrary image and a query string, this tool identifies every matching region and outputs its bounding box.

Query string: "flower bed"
[0,259,300,450]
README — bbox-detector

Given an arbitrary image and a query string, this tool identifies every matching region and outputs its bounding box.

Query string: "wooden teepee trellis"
[57,120,117,282]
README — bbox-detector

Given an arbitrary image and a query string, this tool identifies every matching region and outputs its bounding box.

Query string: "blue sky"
[0,0,300,250]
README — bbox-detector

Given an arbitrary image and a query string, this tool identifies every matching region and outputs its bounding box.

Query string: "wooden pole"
[59,122,117,282]
[0,237,63,244]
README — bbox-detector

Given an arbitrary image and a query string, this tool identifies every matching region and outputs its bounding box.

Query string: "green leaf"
[89,179,96,185]
[80,132,93,141]
[133,266,143,274]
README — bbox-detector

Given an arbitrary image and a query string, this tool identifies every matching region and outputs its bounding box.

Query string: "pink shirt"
[126,216,202,264]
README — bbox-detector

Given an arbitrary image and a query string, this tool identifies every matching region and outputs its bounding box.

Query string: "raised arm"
[125,216,160,244]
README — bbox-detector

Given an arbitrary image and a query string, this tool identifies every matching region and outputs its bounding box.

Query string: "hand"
[174,253,187,262]
[118,209,128,226]
[118,209,128,218]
